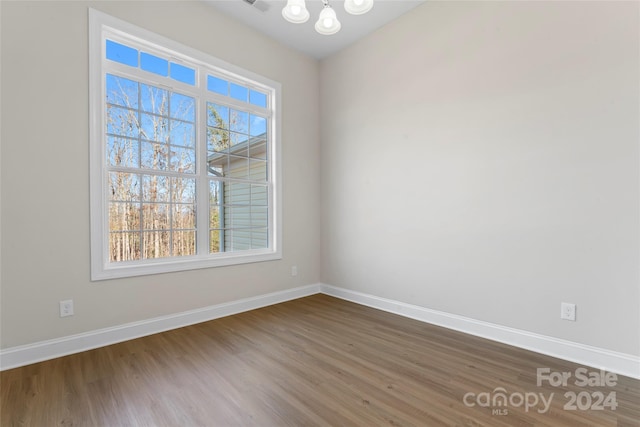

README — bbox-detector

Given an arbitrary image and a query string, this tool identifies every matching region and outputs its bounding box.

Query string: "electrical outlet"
[561,302,576,321]
[60,300,74,317]
[291,265,298,277]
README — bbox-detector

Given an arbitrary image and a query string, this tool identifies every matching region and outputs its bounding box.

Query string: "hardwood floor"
[2,294,639,426]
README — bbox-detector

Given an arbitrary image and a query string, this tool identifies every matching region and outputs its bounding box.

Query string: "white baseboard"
[320,284,640,380]
[0,284,321,371]
[2,282,638,380]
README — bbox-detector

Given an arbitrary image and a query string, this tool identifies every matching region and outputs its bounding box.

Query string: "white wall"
[2,0,639,364]
[0,0,320,348]
[320,1,640,356]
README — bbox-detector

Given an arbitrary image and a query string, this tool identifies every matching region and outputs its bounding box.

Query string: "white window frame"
[89,9,282,280]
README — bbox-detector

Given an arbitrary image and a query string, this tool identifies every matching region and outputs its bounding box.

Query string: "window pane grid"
[206,100,268,183]
[206,72,270,109]
[106,38,197,87]
[106,75,196,177]
[208,177,270,253]
[107,171,197,261]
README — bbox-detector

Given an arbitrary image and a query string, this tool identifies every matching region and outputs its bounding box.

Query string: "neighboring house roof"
[207,132,267,176]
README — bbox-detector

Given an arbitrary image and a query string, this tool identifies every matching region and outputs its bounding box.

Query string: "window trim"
[89,9,282,281]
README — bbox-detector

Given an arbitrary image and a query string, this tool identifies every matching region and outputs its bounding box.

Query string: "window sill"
[91,249,282,281]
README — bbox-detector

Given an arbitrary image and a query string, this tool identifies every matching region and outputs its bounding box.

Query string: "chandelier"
[282,0,374,35]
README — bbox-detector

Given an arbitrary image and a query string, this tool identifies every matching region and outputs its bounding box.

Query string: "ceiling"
[204,0,425,59]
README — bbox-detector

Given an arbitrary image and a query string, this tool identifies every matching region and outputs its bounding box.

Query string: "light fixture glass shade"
[282,0,310,24]
[315,6,341,35]
[344,0,374,15]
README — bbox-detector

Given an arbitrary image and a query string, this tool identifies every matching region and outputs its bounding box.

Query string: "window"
[89,10,281,280]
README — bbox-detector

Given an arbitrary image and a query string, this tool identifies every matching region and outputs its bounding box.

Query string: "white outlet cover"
[560,302,576,321]
[60,299,74,317]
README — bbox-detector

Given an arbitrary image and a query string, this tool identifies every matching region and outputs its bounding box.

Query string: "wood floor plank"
[1,294,638,426]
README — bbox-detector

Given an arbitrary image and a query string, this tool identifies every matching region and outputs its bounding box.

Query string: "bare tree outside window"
[106,75,196,261]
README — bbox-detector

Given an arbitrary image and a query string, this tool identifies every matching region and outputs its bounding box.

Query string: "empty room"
[1,0,639,425]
